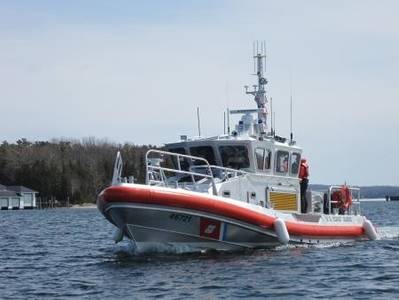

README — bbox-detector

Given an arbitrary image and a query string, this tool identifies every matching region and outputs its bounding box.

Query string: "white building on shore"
[0,184,38,210]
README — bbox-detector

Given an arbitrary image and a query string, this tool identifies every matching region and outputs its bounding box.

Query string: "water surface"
[1,201,399,299]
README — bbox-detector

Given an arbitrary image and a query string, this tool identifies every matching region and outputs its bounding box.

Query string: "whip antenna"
[223,111,226,134]
[197,107,201,137]
[270,96,273,135]
[289,73,294,143]
[227,108,231,134]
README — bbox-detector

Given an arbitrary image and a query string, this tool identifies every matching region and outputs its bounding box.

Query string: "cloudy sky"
[1,1,398,186]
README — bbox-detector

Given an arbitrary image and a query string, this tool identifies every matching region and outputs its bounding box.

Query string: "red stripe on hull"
[285,222,363,237]
[98,185,365,238]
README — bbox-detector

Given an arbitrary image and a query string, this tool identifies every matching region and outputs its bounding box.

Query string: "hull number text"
[169,213,192,223]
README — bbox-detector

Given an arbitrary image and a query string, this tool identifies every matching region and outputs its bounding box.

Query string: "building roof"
[6,186,38,193]
[0,190,18,197]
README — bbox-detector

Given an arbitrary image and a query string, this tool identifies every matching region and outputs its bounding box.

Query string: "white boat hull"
[106,203,281,251]
[99,184,375,251]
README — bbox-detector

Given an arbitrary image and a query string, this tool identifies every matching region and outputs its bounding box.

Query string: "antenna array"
[245,40,268,135]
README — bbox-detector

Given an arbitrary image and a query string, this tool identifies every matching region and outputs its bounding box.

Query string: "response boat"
[97,45,377,251]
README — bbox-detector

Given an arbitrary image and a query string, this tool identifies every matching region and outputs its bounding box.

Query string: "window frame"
[275,150,290,175]
[255,147,272,172]
[189,145,217,166]
[167,147,190,171]
[290,152,301,177]
[255,147,265,171]
[218,144,250,170]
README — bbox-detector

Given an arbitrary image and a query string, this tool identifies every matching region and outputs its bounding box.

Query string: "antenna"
[246,40,268,134]
[289,73,294,143]
[270,96,273,135]
[227,108,231,134]
[253,42,256,73]
[263,40,267,73]
[223,111,226,134]
[197,107,201,137]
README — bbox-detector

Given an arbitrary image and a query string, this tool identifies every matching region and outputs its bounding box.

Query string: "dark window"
[265,150,271,170]
[291,152,301,176]
[169,147,186,155]
[222,191,231,197]
[255,148,265,170]
[255,147,271,171]
[219,145,250,170]
[168,147,189,171]
[189,146,216,165]
[276,150,289,173]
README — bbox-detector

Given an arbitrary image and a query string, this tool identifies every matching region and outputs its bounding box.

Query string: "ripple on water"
[1,203,399,299]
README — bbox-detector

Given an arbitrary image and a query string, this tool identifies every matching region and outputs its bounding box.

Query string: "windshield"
[189,146,217,165]
[219,145,250,170]
[167,147,190,171]
[255,147,271,171]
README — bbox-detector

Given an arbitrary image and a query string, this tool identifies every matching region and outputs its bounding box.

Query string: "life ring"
[331,186,352,211]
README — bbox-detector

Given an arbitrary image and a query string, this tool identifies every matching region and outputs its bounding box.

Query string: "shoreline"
[70,203,97,209]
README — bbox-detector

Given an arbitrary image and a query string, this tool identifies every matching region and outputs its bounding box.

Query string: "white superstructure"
[147,43,306,214]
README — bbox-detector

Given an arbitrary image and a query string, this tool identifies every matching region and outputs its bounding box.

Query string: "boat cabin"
[164,135,302,179]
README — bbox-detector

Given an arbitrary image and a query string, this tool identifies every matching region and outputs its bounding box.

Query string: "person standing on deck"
[299,158,309,213]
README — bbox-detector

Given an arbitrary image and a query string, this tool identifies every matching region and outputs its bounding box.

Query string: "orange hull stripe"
[99,185,364,237]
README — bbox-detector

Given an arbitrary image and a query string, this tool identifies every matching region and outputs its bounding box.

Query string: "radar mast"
[244,41,268,135]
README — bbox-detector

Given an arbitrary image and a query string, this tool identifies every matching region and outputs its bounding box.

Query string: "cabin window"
[168,147,190,171]
[265,150,271,170]
[189,146,217,165]
[255,148,265,170]
[219,145,250,170]
[222,191,231,198]
[169,147,186,155]
[290,152,301,176]
[275,150,289,174]
[255,148,271,171]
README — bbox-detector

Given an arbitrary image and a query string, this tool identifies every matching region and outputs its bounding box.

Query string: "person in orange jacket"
[299,158,309,213]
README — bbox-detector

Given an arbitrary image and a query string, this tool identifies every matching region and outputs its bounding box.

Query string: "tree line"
[0,138,154,204]
[1,138,397,204]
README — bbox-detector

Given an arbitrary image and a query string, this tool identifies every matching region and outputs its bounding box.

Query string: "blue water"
[1,201,399,299]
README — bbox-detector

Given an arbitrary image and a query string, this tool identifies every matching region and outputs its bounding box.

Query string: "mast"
[245,41,268,135]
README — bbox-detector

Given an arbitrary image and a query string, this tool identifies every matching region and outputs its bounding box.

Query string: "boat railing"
[189,165,247,181]
[145,149,218,195]
[327,186,361,215]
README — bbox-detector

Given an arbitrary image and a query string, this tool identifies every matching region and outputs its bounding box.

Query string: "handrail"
[149,165,216,179]
[145,149,218,195]
[189,165,299,181]
[327,185,360,215]
[189,164,247,181]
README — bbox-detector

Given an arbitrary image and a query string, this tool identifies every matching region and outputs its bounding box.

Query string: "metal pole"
[290,74,293,142]
[197,107,201,137]
[223,111,226,134]
[270,97,273,135]
[227,108,230,134]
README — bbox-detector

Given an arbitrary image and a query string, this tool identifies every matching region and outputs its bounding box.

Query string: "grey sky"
[0,1,398,185]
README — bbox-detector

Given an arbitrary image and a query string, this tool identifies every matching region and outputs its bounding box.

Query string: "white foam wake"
[376,226,399,240]
[117,241,204,255]
[113,227,399,256]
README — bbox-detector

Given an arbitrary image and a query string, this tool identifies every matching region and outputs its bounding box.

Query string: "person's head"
[301,158,307,163]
